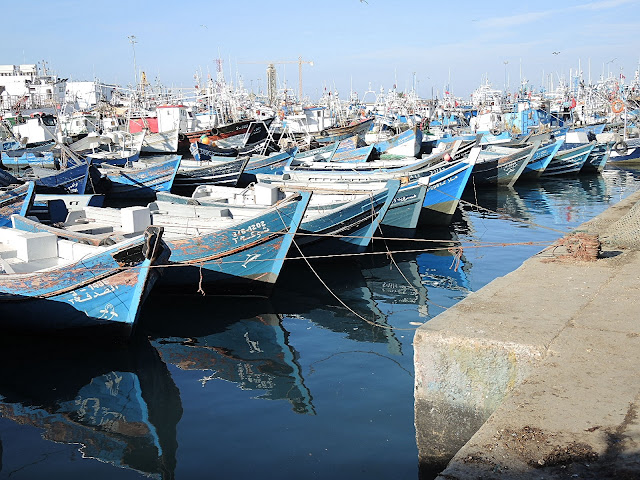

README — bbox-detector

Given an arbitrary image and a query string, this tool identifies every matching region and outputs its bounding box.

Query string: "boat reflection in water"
[0,338,181,479]
[271,257,407,355]
[143,298,315,415]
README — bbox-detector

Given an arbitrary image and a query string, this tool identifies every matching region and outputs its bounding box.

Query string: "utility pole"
[128,35,138,86]
[298,56,313,103]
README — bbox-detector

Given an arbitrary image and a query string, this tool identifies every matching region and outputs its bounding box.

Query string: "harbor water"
[1,166,639,480]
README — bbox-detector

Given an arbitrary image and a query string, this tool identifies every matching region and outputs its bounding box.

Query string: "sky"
[2,0,639,100]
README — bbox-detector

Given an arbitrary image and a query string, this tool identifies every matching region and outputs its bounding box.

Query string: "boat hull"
[543,142,595,176]
[0,229,166,337]
[95,156,181,198]
[519,139,564,181]
[156,193,311,295]
[0,182,35,227]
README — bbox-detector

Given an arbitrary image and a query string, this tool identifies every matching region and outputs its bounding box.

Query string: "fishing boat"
[13,191,313,295]
[369,125,423,157]
[161,176,426,237]
[0,150,58,170]
[28,161,90,194]
[516,134,565,181]
[177,118,254,153]
[467,142,540,187]
[581,141,614,173]
[157,179,400,255]
[239,148,298,185]
[314,117,374,144]
[329,144,374,163]
[88,155,181,198]
[173,155,250,191]
[0,182,35,227]
[0,225,167,337]
[189,118,276,161]
[542,141,596,176]
[259,145,479,225]
[81,131,146,166]
[605,137,640,165]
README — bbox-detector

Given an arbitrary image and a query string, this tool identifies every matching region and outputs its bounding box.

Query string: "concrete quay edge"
[414,189,640,479]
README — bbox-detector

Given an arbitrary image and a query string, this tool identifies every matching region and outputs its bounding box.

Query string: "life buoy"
[611,99,625,114]
[614,140,628,155]
[278,110,285,120]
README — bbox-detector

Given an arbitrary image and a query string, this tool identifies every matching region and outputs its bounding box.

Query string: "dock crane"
[240,56,313,105]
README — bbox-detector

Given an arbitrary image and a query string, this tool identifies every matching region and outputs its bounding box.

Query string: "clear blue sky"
[3,0,639,99]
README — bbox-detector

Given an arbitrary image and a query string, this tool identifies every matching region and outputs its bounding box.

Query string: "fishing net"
[599,199,640,250]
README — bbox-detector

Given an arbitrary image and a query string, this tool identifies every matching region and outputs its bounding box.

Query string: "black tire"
[614,141,629,155]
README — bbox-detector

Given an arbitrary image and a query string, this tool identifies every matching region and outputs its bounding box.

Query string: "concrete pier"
[414,190,640,479]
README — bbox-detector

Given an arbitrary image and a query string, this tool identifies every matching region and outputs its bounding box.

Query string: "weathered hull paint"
[0,182,35,227]
[157,192,311,295]
[31,162,90,194]
[173,156,249,189]
[0,232,165,336]
[519,138,564,180]
[543,142,595,176]
[99,156,181,198]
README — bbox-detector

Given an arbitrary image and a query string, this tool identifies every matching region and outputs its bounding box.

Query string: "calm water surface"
[1,166,639,479]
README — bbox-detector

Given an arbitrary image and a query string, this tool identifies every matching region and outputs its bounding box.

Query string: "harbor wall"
[414,189,640,479]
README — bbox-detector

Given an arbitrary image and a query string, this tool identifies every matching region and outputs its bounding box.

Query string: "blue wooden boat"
[468,142,540,187]
[173,155,250,191]
[294,180,399,256]
[0,226,167,337]
[292,141,340,164]
[0,150,58,170]
[0,337,181,478]
[158,180,399,255]
[239,148,298,185]
[370,125,423,157]
[543,141,595,176]
[28,161,90,194]
[233,177,427,237]
[420,153,477,224]
[518,136,565,180]
[90,155,181,198]
[150,192,312,294]
[600,137,640,166]
[329,144,374,163]
[262,144,478,226]
[15,192,312,295]
[0,181,35,227]
[581,142,613,173]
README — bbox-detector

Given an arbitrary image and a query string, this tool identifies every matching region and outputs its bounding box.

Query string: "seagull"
[360,0,368,3]
[552,51,560,55]
[200,24,208,29]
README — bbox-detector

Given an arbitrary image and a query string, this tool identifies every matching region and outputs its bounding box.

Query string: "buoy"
[444,153,452,162]
[611,99,625,114]
[201,136,210,145]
